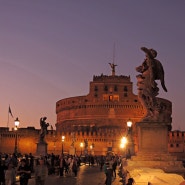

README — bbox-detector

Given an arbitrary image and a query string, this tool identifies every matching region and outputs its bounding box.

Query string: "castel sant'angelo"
[56,64,144,132]
[55,63,145,155]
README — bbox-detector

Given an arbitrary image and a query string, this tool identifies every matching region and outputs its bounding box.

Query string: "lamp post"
[14,117,20,155]
[126,119,133,158]
[61,135,65,155]
[120,136,127,157]
[90,145,93,154]
[127,119,132,132]
[80,142,83,155]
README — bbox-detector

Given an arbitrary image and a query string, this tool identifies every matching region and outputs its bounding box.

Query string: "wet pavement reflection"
[28,165,109,185]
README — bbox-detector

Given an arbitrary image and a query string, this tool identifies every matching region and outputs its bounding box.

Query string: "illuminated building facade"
[55,66,145,154]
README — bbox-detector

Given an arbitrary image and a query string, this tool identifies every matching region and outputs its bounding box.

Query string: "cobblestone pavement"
[28,165,123,185]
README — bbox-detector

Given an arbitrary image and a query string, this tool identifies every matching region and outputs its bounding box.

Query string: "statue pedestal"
[137,121,169,153]
[84,149,88,155]
[69,146,76,155]
[36,142,48,156]
[127,121,185,174]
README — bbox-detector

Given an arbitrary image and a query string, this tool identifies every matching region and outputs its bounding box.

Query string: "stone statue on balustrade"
[71,132,76,147]
[69,132,76,155]
[84,139,88,155]
[36,117,49,156]
[39,117,49,142]
[136,47,172,123]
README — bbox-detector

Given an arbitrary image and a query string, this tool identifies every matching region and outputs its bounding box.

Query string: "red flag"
[8,106,13,118]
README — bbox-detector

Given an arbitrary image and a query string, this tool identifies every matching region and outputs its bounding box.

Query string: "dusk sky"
[0,1,185,130]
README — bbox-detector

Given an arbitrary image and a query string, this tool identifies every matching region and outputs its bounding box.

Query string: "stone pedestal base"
[69,146,76,155]
[84,149,88,155]
[36,142,47,156]
[128,121,185,174]
[137,121,169,153]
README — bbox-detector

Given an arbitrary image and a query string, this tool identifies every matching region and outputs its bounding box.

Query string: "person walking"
[4,163,16,185]
[126,178,134,185]
[72,158,78,177]
[59,155,65,177]
[112,157,117,178]
[17,159,31,185]
[99,155,104,171]
[0,160,6,185]
[35,159,48,185]
[103,157,113,185]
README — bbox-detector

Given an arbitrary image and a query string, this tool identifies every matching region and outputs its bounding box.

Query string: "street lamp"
[14,117,20,155]
[80,142,83,155]
[127,119,132,133]
[126,119,133,158]
[61,135,65,155]
[121,136,127,145]
[120,136,127,157]
[90,145,93,154]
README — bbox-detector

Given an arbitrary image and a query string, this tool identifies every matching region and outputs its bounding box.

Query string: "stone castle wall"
[0,127,125,156]
[0,128,184,158]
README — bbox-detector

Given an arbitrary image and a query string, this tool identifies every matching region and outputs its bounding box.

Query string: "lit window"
[109,95,113,101]
[114,95,119,101]
[103,95,109,101]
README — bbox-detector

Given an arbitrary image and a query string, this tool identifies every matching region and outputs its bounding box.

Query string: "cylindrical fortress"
[56,74,145,132]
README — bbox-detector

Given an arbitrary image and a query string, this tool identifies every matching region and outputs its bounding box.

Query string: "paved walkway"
[27,165,123,185]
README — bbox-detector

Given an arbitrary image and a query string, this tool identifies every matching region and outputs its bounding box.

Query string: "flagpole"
[8,105,14,128]
[7,109,9,128]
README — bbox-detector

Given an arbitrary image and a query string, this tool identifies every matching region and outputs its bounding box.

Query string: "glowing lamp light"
[14,117,20,130]
[127,119,132,128]
[121,136,127,145]
[62,135,65,142]
[120,143,125,149]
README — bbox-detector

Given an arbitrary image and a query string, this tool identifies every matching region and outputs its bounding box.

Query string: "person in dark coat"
[0,160,6,185]
[17,159,31,185]
[126,178,134,185]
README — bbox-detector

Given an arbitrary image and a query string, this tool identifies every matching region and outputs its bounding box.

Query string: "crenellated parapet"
[93,74,130,82]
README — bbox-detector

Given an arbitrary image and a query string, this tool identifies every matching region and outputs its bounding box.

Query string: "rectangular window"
[109,95,113,101]
[114,95,119,101]
[103,95,109,101]
[103,94,119,101]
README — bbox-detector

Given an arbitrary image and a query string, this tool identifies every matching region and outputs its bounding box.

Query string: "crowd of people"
[0,153,34,185]
[0,152,134,185]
